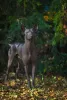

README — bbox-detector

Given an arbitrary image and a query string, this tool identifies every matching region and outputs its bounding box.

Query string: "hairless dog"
[5,25,38,88]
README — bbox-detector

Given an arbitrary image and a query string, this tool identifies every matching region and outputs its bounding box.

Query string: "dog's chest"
[27,52,31,60]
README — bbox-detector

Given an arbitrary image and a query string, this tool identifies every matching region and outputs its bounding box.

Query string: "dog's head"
[21,25,38,40]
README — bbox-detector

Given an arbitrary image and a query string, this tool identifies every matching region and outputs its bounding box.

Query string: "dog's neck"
[25,38,34,53]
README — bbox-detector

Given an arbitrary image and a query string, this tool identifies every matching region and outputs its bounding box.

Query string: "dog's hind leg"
[5,48,15,82]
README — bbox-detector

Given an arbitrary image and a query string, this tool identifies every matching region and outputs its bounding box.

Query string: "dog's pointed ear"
[33,25,38,32]
[21,25,25,32]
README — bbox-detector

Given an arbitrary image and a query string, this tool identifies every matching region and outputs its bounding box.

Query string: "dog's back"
[8,43,24,57]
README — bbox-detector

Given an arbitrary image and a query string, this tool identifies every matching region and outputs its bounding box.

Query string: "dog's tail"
[8,44,13,47]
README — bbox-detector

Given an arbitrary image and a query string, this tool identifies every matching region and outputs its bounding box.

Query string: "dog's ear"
[21,25,25,32]
[33,24,38,32]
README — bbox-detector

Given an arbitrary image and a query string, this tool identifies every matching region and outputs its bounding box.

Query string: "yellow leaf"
[0,92,4,96]
[50,93,55,97]
[33,91,39,96]
[44,16,49,21]
[13,94,18,98]
[30,98,34,100]
[57,76,62,80]
[9,80,16,86]
[44,95,48,99]
[49,90,55,97]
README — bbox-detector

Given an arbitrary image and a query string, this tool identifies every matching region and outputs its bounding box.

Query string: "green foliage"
[16,0,41,16]
[44,0,67,76]
[0,12,52,74]
[50,0,67,11]
[52,8,65,46]
[5,12,51,44]
[0,0,67,76]
[4,20,22,44]
[51,1,67,46]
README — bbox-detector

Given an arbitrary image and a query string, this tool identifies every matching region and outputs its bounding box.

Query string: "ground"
[0,73,67,100]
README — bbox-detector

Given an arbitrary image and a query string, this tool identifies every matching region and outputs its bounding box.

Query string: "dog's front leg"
[24,65,31,88]
[31,64,35,88]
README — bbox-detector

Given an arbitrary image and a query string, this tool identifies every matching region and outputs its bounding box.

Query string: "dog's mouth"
[26,35,33,40]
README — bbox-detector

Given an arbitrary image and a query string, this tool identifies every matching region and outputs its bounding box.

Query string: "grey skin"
[5,26,38,88]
